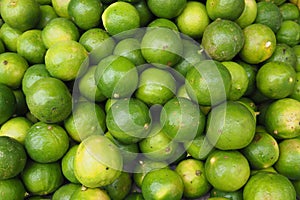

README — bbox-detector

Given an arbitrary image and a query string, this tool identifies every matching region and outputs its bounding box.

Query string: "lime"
[102,2,140,36]
[0,84,16,124]
[26,77,72,123]
[61,145,80,184]
[0,0,40,32]
[17,30,47,64]
[134,0,154,27]
[236,61,257,96]
[52,183,81,200]
[135,67,176,105]
[0,136,27,180]
[94,55,138,98]
[68,0,104,30]
[141,168,184,200]
[175,158,211,198]
[206,0,245,20]
[255,1,283,33]
[265,98,300,139]
[184,135,215,160]
[0,23,22,52]
[274,138,300,180]
[45,40,89,81]
[205,150,250,192]
[74,135,123,188]
[125,192,145,200]
[70,186,110,200]
[36,5,58,29]
[290,72,300,101]
[21,161,63,196]
[106,98,151,144]
[41,17,80,49]
[0,117,32,144]
[239,23,276,64]
[13,89,28,116]
[276,20,300,47]
[201,19,244,61]
[105,172,132,200]
[210,188,243,200]
[185,60,232,106]
[147,0,186,19]
[147,18,178,31]
[293,45,300,72]
[160,97,206,141]
[206,101,256,150]
[293,179,300,199]
[0,52,29,89]
[141,27,183,67]
[235,0,258,28]
[243,172,296,200]
[175,1,210,39]
[52,0,71,18]
[0,178,26,200]
[280,2,300,20]
[64,101,106,142]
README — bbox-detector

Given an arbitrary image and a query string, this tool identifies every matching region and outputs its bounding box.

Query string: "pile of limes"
[0,0,300,199]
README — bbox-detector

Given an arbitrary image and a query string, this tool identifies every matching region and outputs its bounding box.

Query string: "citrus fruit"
[64,101,106,142]
[185,60,232,106]
[21,64,50,95]
[274,137,300,180]
[26,77,72,123]
[160,97,206,141]
[147,0,186,19]
[141,27,183,67]
[184,135,215,160]
[74,135,123,188]
[0,23,22,52]
[201,19,244,61]
[280,2,300,20]
[175,158,211,198]
[210,188,243,200]
[147,18,178,31]
[106,98,151,144]
[0,52,29,89]
[78,66,106,102]
[0,136,26,180]
[221,61,249,100]
[0,117,32,144]
[276,20,300,47]
[41,17,80,49]
[175,1,210,39]
[61,145,80,184]
[264,98,300,139]
[235,0,258,28]
[134,0,154,27]
[239,23,276,64]
[102,2,140,36]
[17,30,47,64]
[70,186,110,200]
[236,61,257,96]
[52,183,81,200]
[0,0,40,32]
[139,123,179,161]
[293,45,300,72]
[52,0,71,18]
[293,179,300,199]
[36,5,58,29]
[241,130,279,169]
[0,84,16,124]
[135,67,176,105]
[141,168,184,200]
[105,172,132,200]
[206,0,245,20]
[205,150,250,192]
[68,0,104,30]
[25,122,69,163]
[12,89,28,116]
[21,161,64,195]
[206,101,256,150]
[45,40,89,81]
[290,72,300,101]
[0,178,26,200]
[243,172,296,200]
[124,192,145,200]
[255,1,283,33]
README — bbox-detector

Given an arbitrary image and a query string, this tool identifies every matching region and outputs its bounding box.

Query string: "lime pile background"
[0,0,300,199]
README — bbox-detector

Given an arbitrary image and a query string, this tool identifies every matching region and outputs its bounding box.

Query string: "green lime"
[124,192,145,200]
[74,135,123,188]
[0,52,29,89]
[0,178,26,200]
[106,98,151,144]
[147,0,186,19]
[70,186,110,200]
[210,188,243,200]
[68,0,104,30]
[12,89,28,116]
[52,183,81,200]
[201,19,244,61]
[0,0,40,32]
[236,61,257,96]
[293,45,300,72]
[147,18,178,31]
[36,5,58,29]
[52,0,71,18]
[0,23,22,52]
[64,101,106,142]
[61,145,80,184]
[265,98,300,139]
[235,0,258,28]
[134,0,154,27]
[184,135,215,161]
[21,161,63,196]
[141,168,184,200]
[26,77,72,123]
[290,72,300,101]
[243,172,296,200]
[205,150,250,192]
[280,2,300,20]
[185,60,232,106]
[0,117,32,144]
[175,158,211,198]
[276,20,300,47]
[105,172,132,200]
[206,0,245,20]
[0,84,16,124]
[17,30,47,64]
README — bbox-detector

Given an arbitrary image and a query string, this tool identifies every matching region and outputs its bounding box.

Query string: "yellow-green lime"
[70,186,110,200]
[210,188,243,200]
[52,183,81,200]
[290,72,300,101]
[0,23,22,52]
[147,0,186,19]
[206,0,245,20]
[184,135,215,160]
[147,18,178,31]
[105,172,132,200]
[235,0,258,28]
[52,0,71,18]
